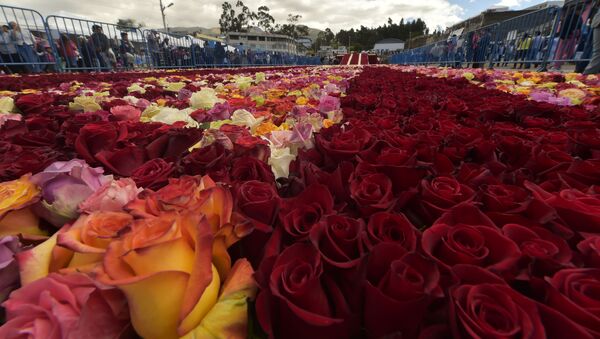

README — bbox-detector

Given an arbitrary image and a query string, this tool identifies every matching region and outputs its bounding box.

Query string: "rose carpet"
[0,65,598,339]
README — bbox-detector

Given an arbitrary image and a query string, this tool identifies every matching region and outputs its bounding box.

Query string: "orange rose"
[18,212,133,284]
[99,212,253,339]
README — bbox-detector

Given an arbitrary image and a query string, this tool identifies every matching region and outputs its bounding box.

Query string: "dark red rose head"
[278,184,334,242]
[234,180,280,226]
[364,243,443,339]
[309,215,366,268]
[179,142,231,178]
[366,212,420,251]
[15,93,55,115]
[422,221,521,274]
[350,173,395,217]
[230,156,275,184]
[417,176,475,223]
[255,243,355,339]
[130,158,176,190]
[316,126,373,162]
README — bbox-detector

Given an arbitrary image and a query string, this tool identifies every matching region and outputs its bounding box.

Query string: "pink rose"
[78,178,141,213]
[0,273,130,339]
[109,105,141,121]
[318,95,340,113]
[0,236,20,302]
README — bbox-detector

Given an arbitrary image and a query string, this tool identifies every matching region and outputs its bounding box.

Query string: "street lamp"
[160,0,174,33]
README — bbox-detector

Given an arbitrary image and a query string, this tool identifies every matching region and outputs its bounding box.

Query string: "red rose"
[316,126,373,163]
[417,176,475,223]
[130,158,176,190]
[358,141,428,192]
[96,146,147,177]
[10,129,57,148]
[502,224,572,279]
[74,122,121,164]
[350,173,395,217]
[450,265,592,339]
[278,184,334,242]
[180,142,231,178]
[15,94,55,115]
[366,212,420,251]
[145,127,203,160]
[0,146,62,181]
[577,236,600,268]
[479,183,556,226]
[255,243,356,339]
[309,215,366,269]
[298,160,354,204]
[60,111,110,147]
[526,182,600,234]
[230,156,275,184]
[234,180,280,226]
[364,244,443,338]
[539,268,600,337]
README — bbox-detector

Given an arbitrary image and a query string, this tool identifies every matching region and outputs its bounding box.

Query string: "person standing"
[0,24,22,74]
[119,32,135,69]
[90,25,110,70]
[57,34,79,69]
[9,21,39,73]
[584,4,600,74]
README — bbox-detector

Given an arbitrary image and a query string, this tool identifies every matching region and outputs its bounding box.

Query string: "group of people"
[391,1,600,74]
[0,21,54,74]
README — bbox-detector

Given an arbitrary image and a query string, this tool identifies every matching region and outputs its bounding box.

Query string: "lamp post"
[160,0,174,33]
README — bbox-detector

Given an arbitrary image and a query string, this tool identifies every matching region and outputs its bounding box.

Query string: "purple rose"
[0,236,20,302]
[31,159,111,227]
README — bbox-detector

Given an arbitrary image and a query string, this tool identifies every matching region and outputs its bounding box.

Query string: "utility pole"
[159,0,174,33]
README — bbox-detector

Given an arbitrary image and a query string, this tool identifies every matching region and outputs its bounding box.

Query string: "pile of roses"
[397,65,600,110]
[0,65,599,338]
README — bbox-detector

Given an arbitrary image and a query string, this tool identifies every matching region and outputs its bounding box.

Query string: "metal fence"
[390,1,598,72]
[0,4,321,74]
[0,5,57,73]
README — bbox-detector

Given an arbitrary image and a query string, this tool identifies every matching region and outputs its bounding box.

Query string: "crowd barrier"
[390,1,597,71]
[0,4,321,74]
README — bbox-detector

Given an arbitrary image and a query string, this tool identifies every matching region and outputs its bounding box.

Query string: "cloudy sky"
[5,0,547,32]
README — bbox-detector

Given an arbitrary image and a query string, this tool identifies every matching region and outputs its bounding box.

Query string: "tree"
[275,14,309,39]
[116,18,144,30]
[255,6,275,32]
[219,1,254,34]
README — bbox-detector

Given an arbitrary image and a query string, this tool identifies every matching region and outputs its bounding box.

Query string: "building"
[226,28,298,54]
[373,38,405,52]
[524,1,564,10]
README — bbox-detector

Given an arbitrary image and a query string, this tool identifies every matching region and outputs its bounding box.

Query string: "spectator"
[0,24,22,74]
[119,32,135,69]
[89,24,111,70]
[9,21,39,73]
[584,4,600,74]
[57,33,79,68]
[160,37,171,66]
[214,41,225,65]
[78,36,93,69]
[553,7,583,70]
[515,33,532,68]
[528,31,543,68]
[147,30,160,66]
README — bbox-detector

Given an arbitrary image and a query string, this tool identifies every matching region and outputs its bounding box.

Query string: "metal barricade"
[142,30,194,69]
[45,15,149,72]
[390,2,599,72]
[0,5,57,74]
[486,7,560,69]
[544,0,596,71]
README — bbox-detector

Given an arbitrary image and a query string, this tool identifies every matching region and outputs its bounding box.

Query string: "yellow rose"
[0,175,45,238]
[98,213,222,339]
[164,82,187,92]
[127,83,147,94]
[69,95,102,112]
[141,104,162,122]
[296,96,309,105]
[0,96,15,113]
[254,121,280,136]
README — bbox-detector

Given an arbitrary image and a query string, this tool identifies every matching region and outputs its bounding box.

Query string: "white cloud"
[1,0,465,32]
[494,0,533,8]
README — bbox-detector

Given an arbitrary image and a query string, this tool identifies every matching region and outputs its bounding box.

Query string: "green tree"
[275,14,309,39]
[219,1,254,34]
[255,6,275,32]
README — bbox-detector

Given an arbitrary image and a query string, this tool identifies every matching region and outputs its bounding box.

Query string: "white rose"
[127,83,146,94]
[230,109,264,132]
[0,97,15,113]
[150,107,199,128]
[189,88,224,109]
[268,146,296,179]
